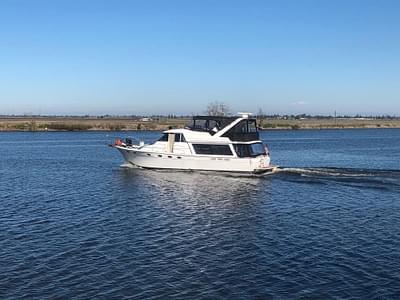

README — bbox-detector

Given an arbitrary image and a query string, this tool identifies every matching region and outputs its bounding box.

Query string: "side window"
[250,143,265,156]
[235,121,248,133]
[234,144,251,157]
[222,119,260,141]
[193,119,206,130]
[174,134,186,142]
[193,144,233,155]
[158,134,168,141]
[234,143,265,157]
[193,144,212,154]
[228,120,258,133]
[212,145,232,155]
[159,133,186,142]
[248,120,257,133]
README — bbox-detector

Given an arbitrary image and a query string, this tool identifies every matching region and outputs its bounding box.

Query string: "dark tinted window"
[191,119,207,130]
[250,143,265,156]
[234,144,251,157]
[158,133,186,142]
[158,133,168,141]
[186,117,233,132]
[248,120,257,132]
[229,120,258,133]
[175,133,186,142]
[236,121,248,133]
[234,143,265,157]
[222,119,259,141]
[193,144,233,155]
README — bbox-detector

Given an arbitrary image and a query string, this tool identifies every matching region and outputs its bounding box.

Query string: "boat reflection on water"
[115,166,273,215]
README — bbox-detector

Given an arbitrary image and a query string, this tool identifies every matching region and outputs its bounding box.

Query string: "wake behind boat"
[112,113,277,174]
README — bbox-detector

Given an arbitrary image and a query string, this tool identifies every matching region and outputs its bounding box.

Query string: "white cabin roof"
[163,128,231,142]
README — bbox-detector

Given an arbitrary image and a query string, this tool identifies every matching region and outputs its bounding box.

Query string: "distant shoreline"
[1,116,400,132]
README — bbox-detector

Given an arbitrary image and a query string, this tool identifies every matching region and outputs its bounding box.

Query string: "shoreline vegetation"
[1,115,400,132]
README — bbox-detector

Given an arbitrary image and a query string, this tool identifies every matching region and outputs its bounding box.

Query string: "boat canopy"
[221,118,259,141]
[186,116,237,133]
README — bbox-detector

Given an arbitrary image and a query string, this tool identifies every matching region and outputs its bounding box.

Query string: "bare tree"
[206,101,230,116]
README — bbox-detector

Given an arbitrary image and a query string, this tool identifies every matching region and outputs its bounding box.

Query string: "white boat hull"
[116,146,273,174]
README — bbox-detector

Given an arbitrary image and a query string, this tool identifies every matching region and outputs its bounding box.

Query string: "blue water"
[1,129,400,299]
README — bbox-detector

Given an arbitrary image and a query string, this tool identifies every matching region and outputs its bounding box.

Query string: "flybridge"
[187,116,237,133]
[184,114,260,141]
[187,113,259,141]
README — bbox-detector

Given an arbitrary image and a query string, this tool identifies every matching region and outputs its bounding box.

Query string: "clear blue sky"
[0,0,399,116]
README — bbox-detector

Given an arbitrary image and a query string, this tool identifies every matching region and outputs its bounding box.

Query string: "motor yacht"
[112,113,277,174]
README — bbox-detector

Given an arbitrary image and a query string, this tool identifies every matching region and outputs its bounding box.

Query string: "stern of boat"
[250,150,277,174]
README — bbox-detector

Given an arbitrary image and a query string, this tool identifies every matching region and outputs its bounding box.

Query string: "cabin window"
[248,121,257,133]
[158,134,168,141]
[175,133,186,142]
[249,143,265,156]
[158,133,186,142]
[236,121,248,133]
[208,120,221,135]
[192,119,207,130]
[234,143,265,157]
[230,120,258,133]
[192,144,233,155]
[234,144,250,157]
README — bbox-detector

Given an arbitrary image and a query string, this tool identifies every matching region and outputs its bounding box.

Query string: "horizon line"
[1,113,399,119]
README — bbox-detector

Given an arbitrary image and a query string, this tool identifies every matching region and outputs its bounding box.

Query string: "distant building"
[140,117,152,122]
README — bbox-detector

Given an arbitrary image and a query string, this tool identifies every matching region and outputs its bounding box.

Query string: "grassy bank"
[1,116,400,131]
[0,117,189,132]
[259,118,400,130]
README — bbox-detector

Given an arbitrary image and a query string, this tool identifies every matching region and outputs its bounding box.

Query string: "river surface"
[1,129,400,299]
